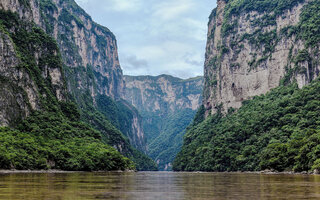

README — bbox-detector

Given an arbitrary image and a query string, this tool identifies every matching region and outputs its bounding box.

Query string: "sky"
[75,0,217,79]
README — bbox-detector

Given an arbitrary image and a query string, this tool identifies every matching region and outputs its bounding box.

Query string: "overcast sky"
[75,0,216,79]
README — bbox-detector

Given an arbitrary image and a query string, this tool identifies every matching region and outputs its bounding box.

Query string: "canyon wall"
[0,0,153,168]
[204,0,319,115]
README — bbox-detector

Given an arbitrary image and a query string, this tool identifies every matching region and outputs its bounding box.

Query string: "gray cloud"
[75,0,216,79]
[183,53,204,66]
[122,55,149,69]
[185,59,203,67]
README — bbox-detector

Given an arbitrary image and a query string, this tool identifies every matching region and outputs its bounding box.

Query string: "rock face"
[204,0,320,116]
[0,0,124,99]
[124,75,204,170]
[0,0,147,156]
[125,75,203,121]
[0,9,66,127]
[0,31,35,126]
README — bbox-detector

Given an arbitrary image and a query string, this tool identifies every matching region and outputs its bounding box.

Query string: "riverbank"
[0,170,81,174]
[256,170,319,175]
[171,170,320,175]
[0,169,136,174]
[1,169,318,175]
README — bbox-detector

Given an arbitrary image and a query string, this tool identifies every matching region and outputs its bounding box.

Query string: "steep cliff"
[0,0,124,98]
[96,96,146,152]
[124,75,204,170]
[0,9,66,127]
[174,0,320,172]
[204,0,320,115]
[0,0,155,170]
[0,9,134,171]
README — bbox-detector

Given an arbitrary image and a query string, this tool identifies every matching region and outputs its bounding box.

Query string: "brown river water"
[0,171,320,200]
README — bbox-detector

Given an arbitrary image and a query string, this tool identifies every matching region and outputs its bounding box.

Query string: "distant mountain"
[124,75,204,170]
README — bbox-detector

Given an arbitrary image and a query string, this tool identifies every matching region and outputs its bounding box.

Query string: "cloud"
[74,0,216,79]
[122,55,149,70]
[152,0,195,21]
[77,0,142,13]
[183,52,203,66]
[108,0,142,12]
[185,58,203,66]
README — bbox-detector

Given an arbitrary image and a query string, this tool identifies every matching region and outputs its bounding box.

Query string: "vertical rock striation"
[0,0,153,169]
[0,8,66,126]
[0,0,124,99]
[204,0,320,116]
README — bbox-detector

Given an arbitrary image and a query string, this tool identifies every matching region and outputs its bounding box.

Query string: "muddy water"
[0,172,320,199]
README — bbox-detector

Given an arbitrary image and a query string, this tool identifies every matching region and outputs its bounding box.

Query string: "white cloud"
[74,0,217,79]
[152,0,195,21]
[108,0,142,12]
[78,0,142,12]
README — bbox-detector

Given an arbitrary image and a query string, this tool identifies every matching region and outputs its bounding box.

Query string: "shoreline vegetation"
[174,80,320,172]
[0,169,137,174]
[0,9,154,170]
[0,170,318,175]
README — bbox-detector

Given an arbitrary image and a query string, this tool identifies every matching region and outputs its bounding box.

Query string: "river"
[0,171,320,199]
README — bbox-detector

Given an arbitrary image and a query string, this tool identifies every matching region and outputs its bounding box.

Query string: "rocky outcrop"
[204,0,320,115]
[124,75,204,170]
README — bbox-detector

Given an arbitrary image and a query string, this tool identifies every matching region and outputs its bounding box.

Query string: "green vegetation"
[39,0,157,171]
[174,79,320,172]
[0,10,64,113]
[82,99,157,171]
[148,109,197,171]
[17,0,30,9]
[0,109,134,171]
[0,9,151,171]
[211,0,320,74]
[124,75,203,170]
[97,96,140,145]
[64,67,157,171]
[222,0,305,36]
[224,0,304,18]
[297,1,320,47]
[59,9,84,28]
[183,0,320,173]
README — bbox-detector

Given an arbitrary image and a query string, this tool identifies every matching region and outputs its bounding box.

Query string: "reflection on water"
[0,172,320,199]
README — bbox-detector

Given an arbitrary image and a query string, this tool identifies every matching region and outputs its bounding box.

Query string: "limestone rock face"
[204,0,320,115]
[0,0,146,153]
[0,10,66,126]
[0,0,124,99]
[120,100,146,152]
[125,75,204,115]
[0,31,33,126]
